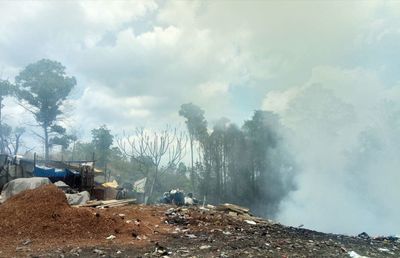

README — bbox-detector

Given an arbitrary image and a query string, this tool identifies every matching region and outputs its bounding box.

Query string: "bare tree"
[118,127,187,203]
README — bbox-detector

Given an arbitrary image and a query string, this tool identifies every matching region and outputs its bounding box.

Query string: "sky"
[1,0,400,235]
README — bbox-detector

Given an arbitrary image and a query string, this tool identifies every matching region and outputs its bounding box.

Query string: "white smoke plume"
[263,66,400,235]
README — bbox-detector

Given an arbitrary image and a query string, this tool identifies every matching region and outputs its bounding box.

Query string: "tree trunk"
[44,125,49,161]
[147,166,158,204]
[13,134,21,156]
[190,137,194,190]
[0,96,4,154]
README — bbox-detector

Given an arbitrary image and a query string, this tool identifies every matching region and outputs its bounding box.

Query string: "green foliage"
[179,108,295,217]
[15,59,76,159]
[16,59,76,126]
[0,79,13,97]
[74,142,95,160]
[91,125,114,168]
[179,103,208,143]
[50,134,74,151]
[0,123,12,153]
[0,123,25,155]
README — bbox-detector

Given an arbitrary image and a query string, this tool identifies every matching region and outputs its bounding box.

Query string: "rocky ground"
[0,186,399,257]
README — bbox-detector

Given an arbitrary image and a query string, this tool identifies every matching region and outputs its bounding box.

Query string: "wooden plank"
[75,198,136,208]
[216,203,251,215]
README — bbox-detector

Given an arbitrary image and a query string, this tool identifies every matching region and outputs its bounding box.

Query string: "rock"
[244,220,256,225]
[93,249,105,255]
[199,245,211,250]
[22,239,32,245]
[16,246,31,252]
[106,234,116,240]
[69,247,82,256]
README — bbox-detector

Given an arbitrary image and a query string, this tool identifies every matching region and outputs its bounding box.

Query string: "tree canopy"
[91,125,114,168]
[15,59,76,160]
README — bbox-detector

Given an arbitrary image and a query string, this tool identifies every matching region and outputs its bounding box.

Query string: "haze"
[1,1,399,235]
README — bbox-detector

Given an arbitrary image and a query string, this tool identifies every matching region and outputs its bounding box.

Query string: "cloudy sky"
[1,0,400,235]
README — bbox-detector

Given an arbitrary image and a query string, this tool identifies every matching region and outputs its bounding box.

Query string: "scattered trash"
[377,247,394,254]
[199,245,211,250]
[348,251,369,258]
[185,233,197,239]
[93,249,105,255]
[244,220,257,225]
[374,235,400,242]
[106,235,116,240]
[21,239,32,246]
[357,232,370,239]
[15,246,31,252]
[70,247,82,256]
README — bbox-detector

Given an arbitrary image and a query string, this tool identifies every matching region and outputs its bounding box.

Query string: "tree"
[91,125,114,169]
[179,103,208,190]
[0,124,26,155]
[118,127,187,203]
[0,123,12,154]
[0,79,12,153]
[15,59,76,160]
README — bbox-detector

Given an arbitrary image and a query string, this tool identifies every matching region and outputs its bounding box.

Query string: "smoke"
[263,66,400,235]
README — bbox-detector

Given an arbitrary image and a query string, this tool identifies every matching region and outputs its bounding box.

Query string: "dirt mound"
[0,184,126,239]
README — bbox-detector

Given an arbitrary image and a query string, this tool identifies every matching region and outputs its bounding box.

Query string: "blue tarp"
[33,166,66,178]
[66,168,80,176]
[33,166,80,183]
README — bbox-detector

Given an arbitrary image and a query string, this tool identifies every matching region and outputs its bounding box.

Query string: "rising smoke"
[264,66,400,235]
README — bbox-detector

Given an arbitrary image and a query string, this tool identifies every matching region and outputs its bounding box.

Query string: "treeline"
[0,59,296,216]
[179,104,296,216]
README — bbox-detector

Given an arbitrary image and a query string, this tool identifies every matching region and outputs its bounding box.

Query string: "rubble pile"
[0,185,126,239]
[160,205,400,258]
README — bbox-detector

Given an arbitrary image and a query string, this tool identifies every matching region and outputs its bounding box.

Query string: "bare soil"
[0,185,399,257]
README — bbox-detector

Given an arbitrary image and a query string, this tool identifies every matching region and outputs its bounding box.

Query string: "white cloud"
[80,0,158,29]
[71,86,159,130]
[197,81,229,98]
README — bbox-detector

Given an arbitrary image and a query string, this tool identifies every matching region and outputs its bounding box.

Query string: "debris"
[357,232,370,239]
[70,247,82,256]
[65,191,90,205]
[199,245,211,250]
[185,234,197,239]
[377,247,394,254]
[21,239,32,245]
[15,246,31,252]
[244,220,257,225]
[93,249,105,255]
[106,235,116,240]
[348,250,369,258]
[228,211,238,217]
[217,203,250,215]
[78,199,136,208]
[374,235,400,242]
[0,188,399,257]
[0,177,51,201]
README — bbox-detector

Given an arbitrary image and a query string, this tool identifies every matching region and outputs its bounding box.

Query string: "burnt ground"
[0,186,399,257]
